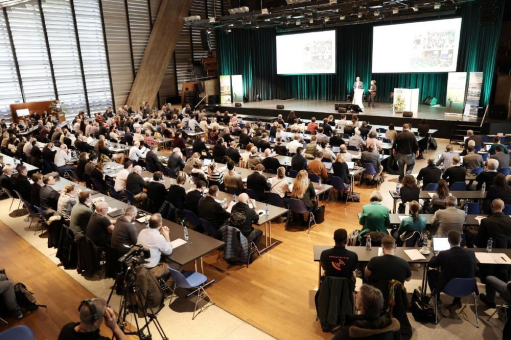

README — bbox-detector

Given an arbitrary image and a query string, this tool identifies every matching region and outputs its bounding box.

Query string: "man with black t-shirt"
[320,229,358,284]
[58,298,127,340]
[86,201,115,249]
[365,235,411,284]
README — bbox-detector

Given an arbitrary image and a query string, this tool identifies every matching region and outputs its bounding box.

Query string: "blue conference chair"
[288,198,316,234]
[330,176,351,208]
[199,218,221,239]
[450,182,467,191]
[361,163,380,188]
[308,173,320,183]
[423,183,438,191]
[168,268,214,320]
[471,167,484,175]
[480,153,489,162]
[404,231,422,247]
[463,202,480,215]
[245,188,260,201]
[503,205,511,215]
[267,192,286,208]
[434,278,479,327]
[497,168,510,175]
[289,170,298,178]
[0,325,34,340]
[184,210,201,230]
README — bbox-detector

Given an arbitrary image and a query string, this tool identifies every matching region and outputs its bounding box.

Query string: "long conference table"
[313,245,511,294]
[1,153,38,173]
[389,190,487,213]
[50,175,225,273]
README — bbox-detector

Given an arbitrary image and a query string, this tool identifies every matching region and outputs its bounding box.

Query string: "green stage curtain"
[217,0,503,107]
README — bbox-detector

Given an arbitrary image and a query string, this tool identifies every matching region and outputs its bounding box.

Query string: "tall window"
[0,11,23,120]
[74,0,112,113]
[7,0,55,102]
[42,0,86,118]
[127,0,151,74]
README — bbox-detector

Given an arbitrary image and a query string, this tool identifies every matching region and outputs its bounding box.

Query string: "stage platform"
[207,99,510,139]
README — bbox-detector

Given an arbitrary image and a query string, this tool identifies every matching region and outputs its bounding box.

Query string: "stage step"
[449,120,483,144]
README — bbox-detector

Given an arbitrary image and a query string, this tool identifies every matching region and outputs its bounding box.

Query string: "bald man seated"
[229,193,263,245]
[85,201,115,249]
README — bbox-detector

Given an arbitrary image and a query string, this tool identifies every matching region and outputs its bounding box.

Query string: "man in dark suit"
[145,145,163,172]
[491,145,510,169]
[329,133,345,147]
[212,138,227,163]
[30,173,43,208]
[428,230,476,315]
[40,174,60,210]
[146,171,167,212]
[167,148,185,177]
[291,147,308,171]
[238,129,252,149]
[225,141,241,164]
[261,148,281,173]
[192,135,211,158]
[476,199,511,248]
[0,166,15,193]
[360,145,382,182]
[475,158,499,190]
[14,166,31,201]
[417,158,442,189]
[247,164,271,201]
[42,142,57,163]
[441,156,466,187]
[463,130,483,152]
[198,185,230,230]
[185,180,205,216]
[257,133,271,151]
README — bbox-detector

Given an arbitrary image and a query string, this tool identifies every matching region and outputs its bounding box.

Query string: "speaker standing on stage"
[352,77,364,110]
[368,80,377,109]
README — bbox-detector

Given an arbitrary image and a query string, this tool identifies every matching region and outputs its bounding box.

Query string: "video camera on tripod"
[118,245,150,269]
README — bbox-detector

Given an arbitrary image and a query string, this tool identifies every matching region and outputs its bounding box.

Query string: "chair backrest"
[68,169,81,182]
[184,209,201,227]
[21,197,38,215]
[404,231,421,247]
[289,169,298,178]
[245,188,259,201]
[464,202,480,215]
[84,175,93,189]
[289,198,308,214]
[199,218,220,238]
[449,182,467,191]
[442,278,477,297]
[156,163,169,176]
[267,192,285,207]
[12,189,24,201]
[471,167,484,175]
[423,183,438,191]
[497,168,510,175]
[124,190,136,205]
[0,325,35,340]
[264,169,276,174]
[34,205,47,220]
[107,184,121,199]
[348,145,359,151]
[503,204,511,215]
[168,268,195,289]
[481,153,489,161]
[330,176,346,191]
[308,173,320,183]
[91,177,105,192]
[225,186,241,195]
[362,163,377,175]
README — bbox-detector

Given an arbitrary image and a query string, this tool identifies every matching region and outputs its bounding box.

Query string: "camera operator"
[137,213,177,277]
[58,298,127,340]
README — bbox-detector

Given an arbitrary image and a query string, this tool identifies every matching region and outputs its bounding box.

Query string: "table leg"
[200,257,204,274]
[260,221,279,253]
[318,262,321,288]
[421,264,428,296]
[393,199,397,214]
[194,259,198,272]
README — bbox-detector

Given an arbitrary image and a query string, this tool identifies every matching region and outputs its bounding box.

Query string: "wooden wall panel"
[126,0,192,108]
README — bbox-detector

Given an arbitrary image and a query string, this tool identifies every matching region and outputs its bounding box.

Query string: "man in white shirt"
[23,137,35,155]
[54,144,74,171]
[181,103,191,115]
[136,213,174,277]
[288,134,303,155]
[114,161,133,192]
[129,141,145,163]
[73,119,81,134]
[188,116,200,131]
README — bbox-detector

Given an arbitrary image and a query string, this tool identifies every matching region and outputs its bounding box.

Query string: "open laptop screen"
[432,238,450,252]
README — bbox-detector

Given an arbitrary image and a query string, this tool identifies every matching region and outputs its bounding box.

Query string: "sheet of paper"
[378,247,383,256]
[143,177,152,181]
[475,253,496,264]
[242,177,247,182]
[494,253,511,264]
[136,217,146,223]
[170,238,187,249]
[226,201,235,213]
[428,192,435,198]
[398,216,407,221]
[475,216,487,225]
[476,253,511,264]
[404,249,426,261]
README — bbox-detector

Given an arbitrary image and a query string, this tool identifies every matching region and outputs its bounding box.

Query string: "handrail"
[195,94,209,109]
[449,120,458,143]
[480,105,488,128]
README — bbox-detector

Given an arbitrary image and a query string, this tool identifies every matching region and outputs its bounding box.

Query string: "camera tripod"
[107,265,168,340]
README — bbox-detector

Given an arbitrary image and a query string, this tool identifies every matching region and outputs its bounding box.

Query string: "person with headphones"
[58,298,127,340]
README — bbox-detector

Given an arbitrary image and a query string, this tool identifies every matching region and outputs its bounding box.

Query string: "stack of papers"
[475,253,511,264]
[398,216,407,221]
[404,249,426,261]
[170,238,187,249]
[474,216,487,225]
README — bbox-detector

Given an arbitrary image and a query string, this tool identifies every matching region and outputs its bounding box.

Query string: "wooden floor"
[0,221,116,339]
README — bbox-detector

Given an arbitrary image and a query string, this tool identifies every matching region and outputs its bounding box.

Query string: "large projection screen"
[372,18,462,73]
[277,30,336,75]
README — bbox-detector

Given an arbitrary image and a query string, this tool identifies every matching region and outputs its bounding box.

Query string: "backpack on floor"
[14,283,47,311]
[429,138,438,150]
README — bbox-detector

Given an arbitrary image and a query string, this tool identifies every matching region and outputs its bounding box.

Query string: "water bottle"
[181,218,189,241]
[366,235,372,251]
[13,157,17,166]
[318,178,322,190]
[233,193,237,203]
[265,203,269,216]
[464,205,468,218]
[487,238,493,253]
[396,182,401,195]
[481,182,486,194]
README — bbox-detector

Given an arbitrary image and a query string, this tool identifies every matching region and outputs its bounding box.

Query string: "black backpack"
[429,137,438,150]
[410,289,435,323]
[14,283,47,312]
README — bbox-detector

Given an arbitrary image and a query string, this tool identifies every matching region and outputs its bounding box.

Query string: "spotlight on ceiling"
[412,6,419,11]
[255,25,260,29]
[228,6,249,15]
[374,10,380,17]
[392,8,399,14]
[261,8,269,14]
[296,20,301,25]
[358,13,363,18]
[184,15,201,22]
[324,17,330,22]
[339,15,346,20]
[434,3,441,9]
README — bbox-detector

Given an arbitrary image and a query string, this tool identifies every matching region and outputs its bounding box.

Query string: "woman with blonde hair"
[271,166,291,204]
[57,184,78,216]
[290,170,317,210]
[332,153,350,184]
